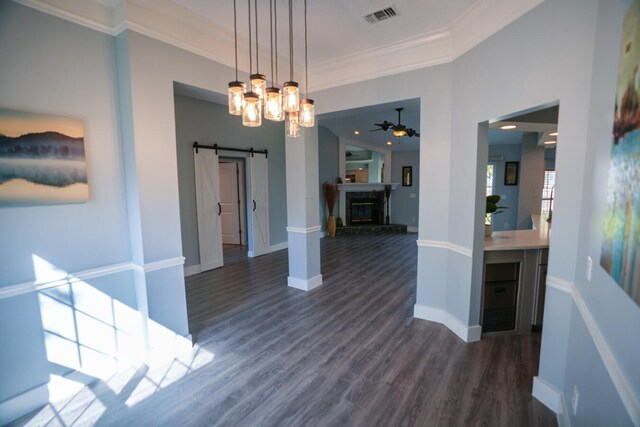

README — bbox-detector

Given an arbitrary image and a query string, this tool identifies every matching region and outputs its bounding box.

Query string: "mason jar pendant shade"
[283,81,299,112]
[264,87,284,121]
[242,92,262,127]
[286,111,300,137]
[300,98,314,127]
[228,81,246,115]
[250,73,266,99]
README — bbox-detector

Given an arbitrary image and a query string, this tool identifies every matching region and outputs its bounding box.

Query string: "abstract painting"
[601,0,640,306]
[0,108,88,205]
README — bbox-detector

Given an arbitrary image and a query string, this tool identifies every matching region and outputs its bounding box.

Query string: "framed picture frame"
[504,161,519,186]
[402,166,412,187]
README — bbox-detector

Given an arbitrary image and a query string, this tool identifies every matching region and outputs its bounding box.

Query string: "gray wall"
[174,95,288,267]
[391,150,420,229]
[318,125,339,230]
[0,1,133,406]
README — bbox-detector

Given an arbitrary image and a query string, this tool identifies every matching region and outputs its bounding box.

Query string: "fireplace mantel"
[337,183,399,223]
[337,183,399,192]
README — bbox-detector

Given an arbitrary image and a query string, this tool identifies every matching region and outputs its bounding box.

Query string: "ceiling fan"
[370,108,420,138]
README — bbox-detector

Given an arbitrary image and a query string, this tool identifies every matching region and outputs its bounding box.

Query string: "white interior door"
[219,162,241,245]
[247,156,270,257]
[194,148,224,271]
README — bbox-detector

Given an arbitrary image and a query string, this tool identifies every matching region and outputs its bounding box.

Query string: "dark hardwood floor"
[10,233,556,427]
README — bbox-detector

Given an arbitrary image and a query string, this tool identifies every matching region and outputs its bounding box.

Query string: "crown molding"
[13,0,546,91]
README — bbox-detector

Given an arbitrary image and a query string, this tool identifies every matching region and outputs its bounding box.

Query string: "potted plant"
[485,195,507,237]
[323,181,339,237]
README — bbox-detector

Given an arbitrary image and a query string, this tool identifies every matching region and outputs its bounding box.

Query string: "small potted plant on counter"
[486,195,507,237]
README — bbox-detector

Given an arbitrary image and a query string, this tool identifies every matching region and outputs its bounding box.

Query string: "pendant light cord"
[233,0,238,81]
[254,0,259,74]
[247,0,253,80]
[304,0,308,98]
[274,0,279,86]
[269,0,274,84]
[289,0,293,81]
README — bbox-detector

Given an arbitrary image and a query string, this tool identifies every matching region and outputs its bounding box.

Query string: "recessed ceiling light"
[358,168,363,170]
[354,130,360,135]
[386,141,392,145]
[550,132,558,136]
[500,125,517,130]
[544,140,556,145]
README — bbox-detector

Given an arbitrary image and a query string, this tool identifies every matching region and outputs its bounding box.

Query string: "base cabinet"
[482,248,547,335]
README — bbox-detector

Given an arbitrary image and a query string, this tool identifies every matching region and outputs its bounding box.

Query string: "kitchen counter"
[484,214,550,251]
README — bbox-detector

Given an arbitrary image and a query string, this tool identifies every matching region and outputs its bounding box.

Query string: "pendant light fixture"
[264,0,284,121]
[299,0,314,127]
[243,0,261,127]
[283,0,299,114]
[228,0,245,115]
[249,0,266,100]
[286,111,300,138]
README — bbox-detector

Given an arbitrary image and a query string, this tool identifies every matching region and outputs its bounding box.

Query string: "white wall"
[0,1,134,414]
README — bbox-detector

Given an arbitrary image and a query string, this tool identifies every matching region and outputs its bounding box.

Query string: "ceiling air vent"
[364,6,397,24]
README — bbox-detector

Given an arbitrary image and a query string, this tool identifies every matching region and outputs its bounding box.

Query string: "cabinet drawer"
[485,262,519,282]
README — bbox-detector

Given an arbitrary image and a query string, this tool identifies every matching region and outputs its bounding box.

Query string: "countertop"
[484,214,550,251]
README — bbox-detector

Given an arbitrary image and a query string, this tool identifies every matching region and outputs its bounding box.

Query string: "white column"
[285,126,323,291]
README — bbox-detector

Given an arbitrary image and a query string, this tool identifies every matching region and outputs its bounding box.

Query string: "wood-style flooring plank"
[9,233,556,427]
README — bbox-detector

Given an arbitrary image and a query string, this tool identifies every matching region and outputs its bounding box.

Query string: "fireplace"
[345,191,385,226]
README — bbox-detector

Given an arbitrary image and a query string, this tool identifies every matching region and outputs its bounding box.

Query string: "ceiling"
[17,0,544,152]
[489,105,559,146]
[16,0,544,90]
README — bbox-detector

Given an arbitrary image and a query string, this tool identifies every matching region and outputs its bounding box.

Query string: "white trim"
[407,226,419,233]
[286,225,321,234]
[269,241,288,252]
[184,264,202,277]
[0,261,133,299]
[546,275,574,295]
[13,0,116,35]
[416,239,473,258]
[532,377,569,427]
[413,304,481,342]
[542,276,640,426]
[0,257,186,300]
[139,256,185,273]
[288,274,323,292]
[571,284,640,426]
[0,382,49,426]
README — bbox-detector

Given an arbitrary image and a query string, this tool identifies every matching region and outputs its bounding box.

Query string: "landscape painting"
[600,0,640,307]
[0,108,88,205]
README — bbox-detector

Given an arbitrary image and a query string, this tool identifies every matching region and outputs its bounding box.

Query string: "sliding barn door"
[247,155,270,257]
[194,148,224,271]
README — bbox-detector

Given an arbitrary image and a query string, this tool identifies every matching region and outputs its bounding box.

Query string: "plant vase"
[485,223,493,237]
[328,214,336,238]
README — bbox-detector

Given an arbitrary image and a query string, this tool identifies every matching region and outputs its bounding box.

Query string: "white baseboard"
[413,304,481,342]
[532,376,569,426]
[288,274,323,291]
[269,241,288,252]
[0,382,49,426]
[184,264,202,277]
[407,226,419,233]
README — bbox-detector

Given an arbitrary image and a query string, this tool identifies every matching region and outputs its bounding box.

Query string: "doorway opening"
[477,102,559,338]
[219,158,247,259]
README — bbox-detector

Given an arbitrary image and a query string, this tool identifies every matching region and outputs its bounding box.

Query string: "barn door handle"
[218,202,222,215]
[253,200,257,212]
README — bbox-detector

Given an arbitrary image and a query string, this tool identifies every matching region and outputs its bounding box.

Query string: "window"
[541,169,556,215]
[486,164,494,197]
[486,164,494,225]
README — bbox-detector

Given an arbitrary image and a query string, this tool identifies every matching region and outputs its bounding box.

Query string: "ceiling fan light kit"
[370,107,420,139]
[227,0,315,135]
